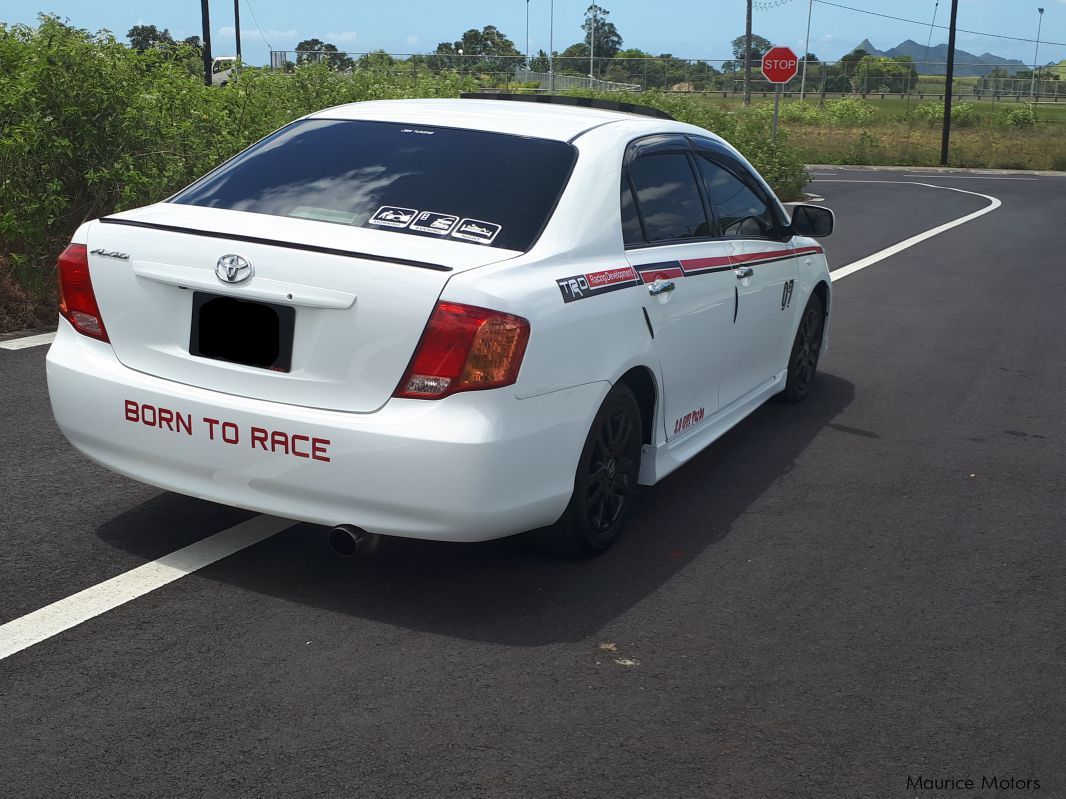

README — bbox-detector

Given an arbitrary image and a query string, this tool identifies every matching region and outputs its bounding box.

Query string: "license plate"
[189,292,295,372]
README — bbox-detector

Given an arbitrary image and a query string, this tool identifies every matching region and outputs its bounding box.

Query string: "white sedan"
[47,96,833,557]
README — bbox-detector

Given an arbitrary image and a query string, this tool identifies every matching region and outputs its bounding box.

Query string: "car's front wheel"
[539,383,642,557]
[780,292,825,403]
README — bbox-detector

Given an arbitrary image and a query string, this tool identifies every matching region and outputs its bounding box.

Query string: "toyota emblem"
[215,254,253,284]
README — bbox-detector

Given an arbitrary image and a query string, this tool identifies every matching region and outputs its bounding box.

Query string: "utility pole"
[744,0,752,105]
[233,0,241,62]
[800,0,813,100]
[939,0,959,165]
[590,6,596,79]
[1030,7,1045,99]
[200,0,213,86]
[549,0,555,91]
[525,0,530,66]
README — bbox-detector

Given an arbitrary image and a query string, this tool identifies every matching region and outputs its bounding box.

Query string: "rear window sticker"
[451,218,502,245]
[410,211,460,235]
[368,206,418,228]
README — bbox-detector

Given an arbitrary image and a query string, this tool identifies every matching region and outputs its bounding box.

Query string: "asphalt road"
[1,168,1063,798]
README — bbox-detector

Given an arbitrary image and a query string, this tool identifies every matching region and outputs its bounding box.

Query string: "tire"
[539,383,643,558]
[780,292,825,404]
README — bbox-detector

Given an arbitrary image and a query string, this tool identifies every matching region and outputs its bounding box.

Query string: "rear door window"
[625,153,710,244]
[171,119,577,251]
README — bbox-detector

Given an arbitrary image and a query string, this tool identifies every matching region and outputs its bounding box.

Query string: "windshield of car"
[170,118,577,251]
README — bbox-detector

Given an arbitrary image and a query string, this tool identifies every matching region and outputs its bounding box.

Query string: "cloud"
[405,35,420,48]
[314,30,359,44]
[217,26,299,45]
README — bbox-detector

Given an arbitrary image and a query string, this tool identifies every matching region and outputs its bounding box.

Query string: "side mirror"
[789,204,834,238]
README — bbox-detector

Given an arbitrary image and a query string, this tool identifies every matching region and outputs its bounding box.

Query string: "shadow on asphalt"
[97,372,854,646]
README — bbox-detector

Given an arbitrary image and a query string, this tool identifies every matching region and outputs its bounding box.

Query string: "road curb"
[807,164,1066,177]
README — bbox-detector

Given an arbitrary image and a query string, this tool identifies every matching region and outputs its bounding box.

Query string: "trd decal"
[557,266,640,303]
[781,279,795,310]
[673,407,705,435]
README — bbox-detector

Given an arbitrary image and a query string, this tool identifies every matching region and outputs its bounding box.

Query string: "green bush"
[822,98,874,125]
[1003,105,1037,128]
[910,101,984,128]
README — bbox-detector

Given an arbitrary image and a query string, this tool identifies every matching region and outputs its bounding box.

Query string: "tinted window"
[172,119,577,251]
[626,153,709,244]
[620,177,643,246]
[696,157,775,239]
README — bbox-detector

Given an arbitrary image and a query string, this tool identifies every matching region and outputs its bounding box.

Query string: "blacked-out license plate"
[189,292,295,372]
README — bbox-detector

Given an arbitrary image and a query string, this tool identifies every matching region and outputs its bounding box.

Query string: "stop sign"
[762,46,799,84]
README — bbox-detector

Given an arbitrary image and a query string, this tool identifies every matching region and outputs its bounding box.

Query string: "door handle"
[734,267,754,279]
[647,279,675,296]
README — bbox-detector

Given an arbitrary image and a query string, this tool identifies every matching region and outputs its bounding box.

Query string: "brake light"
[395,301,530,399]
[57,244,109,342]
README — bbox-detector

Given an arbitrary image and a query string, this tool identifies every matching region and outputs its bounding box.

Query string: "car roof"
[305,98,679,142]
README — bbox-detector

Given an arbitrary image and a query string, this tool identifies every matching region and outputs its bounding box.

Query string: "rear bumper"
[46,321,607,541]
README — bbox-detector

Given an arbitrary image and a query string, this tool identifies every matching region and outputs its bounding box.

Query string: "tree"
[853,55,919,93]
[127,25,175,51]
[530,49,551,72]
[431,25,521,74]
[582,4,622,75]
[357,50,396,72]
[582,4,622,57]
[731,33,773,63]
[295,38,354,71]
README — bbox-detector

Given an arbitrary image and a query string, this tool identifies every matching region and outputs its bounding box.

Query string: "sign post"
[762,46,799,144]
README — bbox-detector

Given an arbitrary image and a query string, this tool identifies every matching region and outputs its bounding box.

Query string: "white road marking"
[0,332,56,350]
[0,514,293,661]
[822,181,1001,282]
[901,175,1037,181]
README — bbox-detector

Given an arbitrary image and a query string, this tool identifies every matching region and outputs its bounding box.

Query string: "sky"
[4,0,1065,67]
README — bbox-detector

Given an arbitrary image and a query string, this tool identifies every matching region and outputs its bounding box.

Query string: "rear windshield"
[171,118,577,251]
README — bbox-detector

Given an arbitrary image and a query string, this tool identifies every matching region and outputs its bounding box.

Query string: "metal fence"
[512,68,639,92]
[268,51,1066,100]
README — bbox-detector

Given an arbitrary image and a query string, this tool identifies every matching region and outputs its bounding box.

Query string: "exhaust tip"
[328,525,378,557]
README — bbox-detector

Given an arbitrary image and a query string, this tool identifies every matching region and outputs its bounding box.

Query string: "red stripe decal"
[638,266,684,281]
[731,249,791,264]
[793,245,824,256]
[680,255,732,271]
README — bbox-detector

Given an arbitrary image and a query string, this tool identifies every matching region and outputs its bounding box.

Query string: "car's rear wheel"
[780,292,825,403]
[539,384,642,558]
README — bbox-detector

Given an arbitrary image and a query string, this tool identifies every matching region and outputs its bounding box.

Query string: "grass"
[688,95,1066,171]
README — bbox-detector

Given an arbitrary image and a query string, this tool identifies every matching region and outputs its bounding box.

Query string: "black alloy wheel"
[781,292,825,403]
[539,384,643,557]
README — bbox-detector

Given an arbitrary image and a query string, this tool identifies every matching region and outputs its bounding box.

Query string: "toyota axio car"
[47,95,834,556]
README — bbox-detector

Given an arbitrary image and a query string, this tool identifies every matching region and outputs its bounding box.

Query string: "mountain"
[847,39,1027,76]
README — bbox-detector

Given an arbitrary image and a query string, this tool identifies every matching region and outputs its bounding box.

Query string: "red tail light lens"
[395,302,530,399]
[57,244,109,342]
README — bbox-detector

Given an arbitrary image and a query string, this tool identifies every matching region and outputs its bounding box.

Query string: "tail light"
[395,301,530,399]
[57,244,109,342]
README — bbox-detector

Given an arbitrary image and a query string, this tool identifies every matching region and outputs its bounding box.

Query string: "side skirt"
[637,369,787,485]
